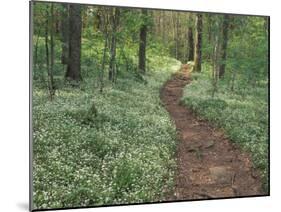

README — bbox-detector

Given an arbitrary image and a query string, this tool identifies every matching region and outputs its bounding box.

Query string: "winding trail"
[160,65,264,200]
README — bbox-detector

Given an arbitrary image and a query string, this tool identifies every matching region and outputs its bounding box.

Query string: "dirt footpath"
[160,65,264,200]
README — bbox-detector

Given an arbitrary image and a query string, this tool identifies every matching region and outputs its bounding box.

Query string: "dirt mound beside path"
[160,64,264,200]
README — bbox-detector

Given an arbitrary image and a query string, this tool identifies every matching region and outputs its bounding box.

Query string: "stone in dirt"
[204,140,215,148]
[187,144,202,152]
[209,166,234,185]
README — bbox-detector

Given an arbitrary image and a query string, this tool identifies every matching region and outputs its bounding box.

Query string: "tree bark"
[194,14,203,72]
[65,4,82,82]
[138,9,148,74]
[218,15,230,78]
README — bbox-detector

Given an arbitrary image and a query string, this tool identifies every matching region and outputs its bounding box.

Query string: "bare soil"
[160,64,264,200]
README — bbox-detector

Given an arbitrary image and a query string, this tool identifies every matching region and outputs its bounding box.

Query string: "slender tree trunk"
[206,14,213,61]
[161,11,166,44]
[61,4,69,65]
[187,26,194,61]
[100,12,109,93]
[211,18,223,97]
[194,14,203,72]
[108,8,120,82]
[218,15,230,78]
[45,9,50,84]
[138,9,148,74]
[212,29,220,97]
[65,4,82,82]
[183,27,187,61]
[171,13,177,59]
[175,13,179,60]
[100,35,108,93]
[50,4,55,99]
[45,5,54,100]
[121,47,129,72]
[95,9,102,31]
[34,27,41,70]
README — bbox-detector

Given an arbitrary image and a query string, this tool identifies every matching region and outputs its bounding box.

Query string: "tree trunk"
[194,14,203,72]
[108,8,120,82]
[45,7,50,88]
[34,27,41,70]
[61,4,69,65]
[206,14,213,61]
[161,11,166,44]
[211,18,223,97]
[187,26,194,61]
[138,9,148,74]
[95,9,102,31]
[55,10,60,33]
[171,13,177,59]
[65,4,82,82]
[212,26,220,97]
[218,15,230,78]
[100,12,109,93]
[50,4,55,99]
[100,34,108,93]
[175,13,179,60]
[45,5,54,100]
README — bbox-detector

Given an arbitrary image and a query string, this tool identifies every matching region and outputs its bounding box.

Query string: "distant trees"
[32,2,268,100]
[138,9,148,74]
[65,4,82,82]
[194,14,203,72]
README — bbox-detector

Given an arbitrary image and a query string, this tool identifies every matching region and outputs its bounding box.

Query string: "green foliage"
[202,15,268,85]
[33,56,181,209]
[181,71,269,190]
[226,17,268,85]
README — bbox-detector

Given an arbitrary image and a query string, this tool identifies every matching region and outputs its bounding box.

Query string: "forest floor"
[160,64,265,200]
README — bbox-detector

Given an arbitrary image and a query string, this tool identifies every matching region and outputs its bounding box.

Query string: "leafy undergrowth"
[181,70,269,190]
[32,57,181,209]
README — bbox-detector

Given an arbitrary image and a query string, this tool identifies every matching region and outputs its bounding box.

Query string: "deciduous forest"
[32,1,269,210]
